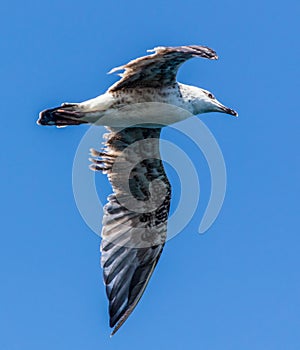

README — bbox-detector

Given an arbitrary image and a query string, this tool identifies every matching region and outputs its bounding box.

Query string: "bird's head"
[192,87,238,117]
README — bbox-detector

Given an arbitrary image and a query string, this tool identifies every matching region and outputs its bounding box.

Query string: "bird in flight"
[38,45,237,335]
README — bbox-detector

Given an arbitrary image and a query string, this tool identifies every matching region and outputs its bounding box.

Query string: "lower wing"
[90,126,171,335]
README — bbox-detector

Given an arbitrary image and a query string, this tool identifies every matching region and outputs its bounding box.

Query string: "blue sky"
[1,0,299,349]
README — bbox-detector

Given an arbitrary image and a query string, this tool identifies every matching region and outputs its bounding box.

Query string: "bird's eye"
[208,93,214,99]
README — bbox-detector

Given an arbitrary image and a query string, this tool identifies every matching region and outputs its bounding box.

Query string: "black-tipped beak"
[224,107,238,117]
[215,101,238,117]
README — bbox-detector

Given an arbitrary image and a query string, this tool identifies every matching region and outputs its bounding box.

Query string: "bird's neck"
[177,83,207,115]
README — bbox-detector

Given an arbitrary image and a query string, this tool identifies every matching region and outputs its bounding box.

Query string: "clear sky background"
[1,0,299,349]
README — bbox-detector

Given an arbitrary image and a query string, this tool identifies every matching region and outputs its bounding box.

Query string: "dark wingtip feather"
[37,104,87,126]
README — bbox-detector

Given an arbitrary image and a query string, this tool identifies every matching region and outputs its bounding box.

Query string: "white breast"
[78,87,195,127]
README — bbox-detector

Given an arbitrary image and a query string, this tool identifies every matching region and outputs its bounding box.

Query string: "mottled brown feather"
[108,45,218,91]
[90,127,171,335]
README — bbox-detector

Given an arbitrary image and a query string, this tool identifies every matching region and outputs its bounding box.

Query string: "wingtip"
[108,302,137,337]
[109,322,122,337]
[146,46,165,54]
[109,315,126,337]
[110,328,117,337]
[108,65,125,75]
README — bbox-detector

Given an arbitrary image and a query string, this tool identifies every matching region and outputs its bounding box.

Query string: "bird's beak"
[214,100,238,117]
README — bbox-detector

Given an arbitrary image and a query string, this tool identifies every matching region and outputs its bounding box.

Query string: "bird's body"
[41,82,235,128]
[38,45,237,335]
[67,84,193,127]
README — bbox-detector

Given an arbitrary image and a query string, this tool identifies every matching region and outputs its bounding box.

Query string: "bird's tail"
[37,103,89,127]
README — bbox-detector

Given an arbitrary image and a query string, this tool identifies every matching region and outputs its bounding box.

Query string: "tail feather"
[37,104,88,126]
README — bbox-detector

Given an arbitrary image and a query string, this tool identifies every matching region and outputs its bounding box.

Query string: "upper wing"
[108,45,218,92]
[90,127,171,335]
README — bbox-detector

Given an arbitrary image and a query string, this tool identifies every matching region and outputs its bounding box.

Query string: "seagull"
[38,45,237,335]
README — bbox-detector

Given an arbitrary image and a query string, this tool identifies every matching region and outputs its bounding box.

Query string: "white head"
[190,87,238,117]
